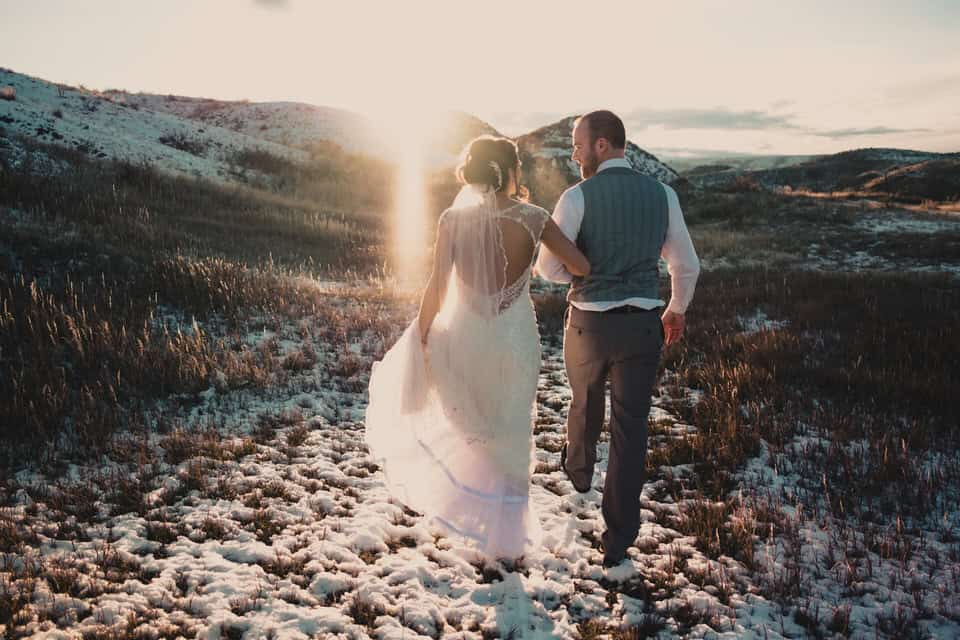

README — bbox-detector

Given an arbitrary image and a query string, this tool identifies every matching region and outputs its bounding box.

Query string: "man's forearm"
[535,260,574,283]
[666,265,700,314]
[538,186,582,284]
[534,246,574,283]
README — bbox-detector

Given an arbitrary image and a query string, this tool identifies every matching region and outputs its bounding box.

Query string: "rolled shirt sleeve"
[661,184,701,314]
[534,185,584,283]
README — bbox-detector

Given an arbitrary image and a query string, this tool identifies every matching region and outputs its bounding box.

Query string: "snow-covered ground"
[689,204,960,279]
[805,208,960,278]
[4,291,958,639]
[737,310,790,335]
[852,211,960,235]
[3,65,959,640]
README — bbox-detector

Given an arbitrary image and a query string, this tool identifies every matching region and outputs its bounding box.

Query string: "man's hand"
[661,309,686,346]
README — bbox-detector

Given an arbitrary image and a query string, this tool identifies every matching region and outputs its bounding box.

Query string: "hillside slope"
[689,147,960,202]
[0,68,306,182]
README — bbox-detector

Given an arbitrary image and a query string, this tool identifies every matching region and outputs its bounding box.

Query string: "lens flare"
[364,105,432,289]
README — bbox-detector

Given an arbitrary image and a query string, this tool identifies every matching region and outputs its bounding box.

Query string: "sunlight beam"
[365,105,432,289]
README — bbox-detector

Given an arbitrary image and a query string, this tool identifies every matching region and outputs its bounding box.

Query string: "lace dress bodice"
[452,202,550,314]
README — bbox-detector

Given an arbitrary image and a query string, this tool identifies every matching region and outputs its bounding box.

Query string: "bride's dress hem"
[371,402,542,560]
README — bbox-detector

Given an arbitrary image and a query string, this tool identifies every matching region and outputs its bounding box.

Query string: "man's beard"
[579,154,599,179]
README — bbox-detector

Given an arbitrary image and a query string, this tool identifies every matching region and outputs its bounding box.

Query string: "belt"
[601,305,661,314]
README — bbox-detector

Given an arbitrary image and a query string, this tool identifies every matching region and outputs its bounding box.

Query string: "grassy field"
[1,138,958,637]
[0,136,396,461]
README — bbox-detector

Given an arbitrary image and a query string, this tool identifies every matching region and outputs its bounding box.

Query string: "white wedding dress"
[365,184,550,559]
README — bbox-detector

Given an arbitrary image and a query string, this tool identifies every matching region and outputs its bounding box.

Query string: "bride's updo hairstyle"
[455,135,520,193]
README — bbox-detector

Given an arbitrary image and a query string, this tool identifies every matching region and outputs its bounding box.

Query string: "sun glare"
[366,106,432,289]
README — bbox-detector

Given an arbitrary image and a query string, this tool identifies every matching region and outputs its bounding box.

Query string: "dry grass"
[229,140,394,218]
[0,137,399,463]
[2,131,959,636]
[1,134,384,270]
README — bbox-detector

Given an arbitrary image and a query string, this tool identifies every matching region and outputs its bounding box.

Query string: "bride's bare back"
[418,190,589,342]
[453,204,540,295]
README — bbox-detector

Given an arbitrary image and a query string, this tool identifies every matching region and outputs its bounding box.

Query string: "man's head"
[571,110,627,179]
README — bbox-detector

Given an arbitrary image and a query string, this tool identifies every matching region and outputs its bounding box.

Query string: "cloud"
[811,126,931,138]
[881,73,960,108]
[623,107,800,132]
[621,106,931,141]
[490,106,941,149]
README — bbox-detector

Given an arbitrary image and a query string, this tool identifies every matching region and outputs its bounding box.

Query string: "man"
[535,110,700,568]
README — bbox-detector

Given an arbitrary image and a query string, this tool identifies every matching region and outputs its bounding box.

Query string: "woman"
[365,135,589,560]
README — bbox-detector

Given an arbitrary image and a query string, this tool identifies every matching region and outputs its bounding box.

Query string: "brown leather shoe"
[560,442,591,493]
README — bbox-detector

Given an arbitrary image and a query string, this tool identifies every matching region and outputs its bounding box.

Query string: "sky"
[2,0,959,157]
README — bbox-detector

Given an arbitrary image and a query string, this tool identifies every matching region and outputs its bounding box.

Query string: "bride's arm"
[417,218,452,344]
[540,218,591,277]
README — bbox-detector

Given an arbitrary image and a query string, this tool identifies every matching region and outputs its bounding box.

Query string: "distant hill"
[860,158,960,202]
[689,148,960,203]
[0,68,504,185]
[20,68,955,207]
[101,90,503,166]
[670,153,818,175]
[0,67,307,183]
[102,90,386,156]
[682,163,735,178]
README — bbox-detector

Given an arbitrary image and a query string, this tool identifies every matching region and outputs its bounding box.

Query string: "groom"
[535,110,700,567]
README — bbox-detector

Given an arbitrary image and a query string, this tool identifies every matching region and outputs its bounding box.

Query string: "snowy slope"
[103,89,503,168]
[102,90,386,157]
[0,68,307,182]
[3,67,680,190]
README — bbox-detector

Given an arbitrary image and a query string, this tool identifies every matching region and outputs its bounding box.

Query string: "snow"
[3,67,681,192]
[853,212,959,235]
[3,66,959,640]
[737,428,960,638]
[737,310,789,335]
[803,207,960,278]
[6,287,955,639]
[103,91,387,158]
[0,68,306,183]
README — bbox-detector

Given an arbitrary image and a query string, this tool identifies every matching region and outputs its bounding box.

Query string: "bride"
[365,135,590,560]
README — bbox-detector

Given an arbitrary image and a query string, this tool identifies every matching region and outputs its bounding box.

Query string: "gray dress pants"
[563,305,664,554]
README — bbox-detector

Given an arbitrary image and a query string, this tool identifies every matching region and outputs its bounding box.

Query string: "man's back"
[568,167,670,305]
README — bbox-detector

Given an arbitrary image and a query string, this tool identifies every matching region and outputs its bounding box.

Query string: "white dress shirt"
[534,158,700,314]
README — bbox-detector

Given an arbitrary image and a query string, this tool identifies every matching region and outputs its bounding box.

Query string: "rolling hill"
[689,148,960,202]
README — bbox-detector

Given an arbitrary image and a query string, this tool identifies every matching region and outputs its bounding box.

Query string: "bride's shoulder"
[438,207,456,225]
[505,202,551,240]
[518,202,551,222]
[509,201,549,217]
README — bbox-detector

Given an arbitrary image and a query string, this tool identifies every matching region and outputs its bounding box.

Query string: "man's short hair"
[578,110,626,149]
